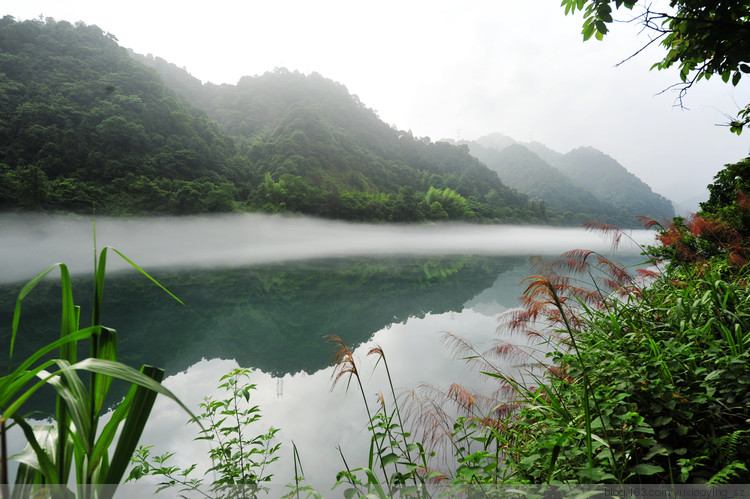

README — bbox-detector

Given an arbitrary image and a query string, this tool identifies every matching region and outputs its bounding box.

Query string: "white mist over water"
[0,213,654,284]
[1,213,656,493]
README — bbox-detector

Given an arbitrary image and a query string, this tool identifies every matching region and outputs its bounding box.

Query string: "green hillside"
[0,16,240,214]
[134,54,544,222]
[469,134,675,226]
[467,142,635,226]
[556,146,675,224]
[0,16,544,223]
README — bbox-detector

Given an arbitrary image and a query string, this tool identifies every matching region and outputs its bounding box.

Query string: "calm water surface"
[0,214,652,494]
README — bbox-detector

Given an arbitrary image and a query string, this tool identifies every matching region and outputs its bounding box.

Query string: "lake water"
[0,213,653,495]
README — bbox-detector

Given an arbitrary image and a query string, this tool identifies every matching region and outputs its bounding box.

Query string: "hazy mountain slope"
[467,142,633,226]
[471,133,675,225]
[132,54,545,222]
[474,132,517,152]
[523,141,564,166]
[555,147,675,223]
[0,16,542,222]
[0,16,239,213]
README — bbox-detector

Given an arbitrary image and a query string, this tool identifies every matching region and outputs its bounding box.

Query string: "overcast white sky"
[5,0,750,206]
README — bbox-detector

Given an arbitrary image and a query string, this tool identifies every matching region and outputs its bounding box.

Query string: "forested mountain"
[466,142,634,226]
[554,147,675,223]
[132,54,542,222]
[0,16,544,222]
[0,16,240,213]
[465,133,675,226]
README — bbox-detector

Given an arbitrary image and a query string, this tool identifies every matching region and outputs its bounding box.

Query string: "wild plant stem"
[354,375,390,486]
[1,418,8,499]
[336,446,356,487]
[547,283,622,482]
[379,352,416,483]
[292,442,302,499]
[232,382,247,483]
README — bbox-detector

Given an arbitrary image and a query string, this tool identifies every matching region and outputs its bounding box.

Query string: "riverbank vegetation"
[0,247,193,498]
[119,157,750,497]
[304,162,750,494]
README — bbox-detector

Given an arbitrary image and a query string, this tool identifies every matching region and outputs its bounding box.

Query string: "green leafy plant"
[327,337,437,498]
[127,368,281,499]
[490,242,750,484]
[1,246,193,499]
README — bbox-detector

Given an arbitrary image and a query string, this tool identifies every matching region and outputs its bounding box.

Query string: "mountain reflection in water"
[1,214,652,493]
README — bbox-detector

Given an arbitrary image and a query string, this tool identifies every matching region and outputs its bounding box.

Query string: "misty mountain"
[466,134,675,226]
[466,142,633,226]
[0,16,545,223]
[554,147,675,224]
[132,54,543,222]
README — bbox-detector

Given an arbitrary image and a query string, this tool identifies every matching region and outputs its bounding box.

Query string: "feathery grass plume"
[637,216,665,230]
[366,345,419,481]
[326,335,359,392]
[325,335,394,487]
[583,221,624,251]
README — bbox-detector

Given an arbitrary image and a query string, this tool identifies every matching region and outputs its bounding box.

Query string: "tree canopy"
[562,0,750,133]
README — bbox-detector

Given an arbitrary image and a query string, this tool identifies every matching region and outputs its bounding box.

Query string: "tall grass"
[1,247,193,498]
[327,336,438,498]
[457,239,750,484]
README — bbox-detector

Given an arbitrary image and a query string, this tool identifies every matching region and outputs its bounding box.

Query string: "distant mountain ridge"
[0,16,672,226]
[455,133,675,226]
[0,16,544,222]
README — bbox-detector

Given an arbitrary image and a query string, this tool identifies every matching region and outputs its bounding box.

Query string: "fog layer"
[0,213,653,284]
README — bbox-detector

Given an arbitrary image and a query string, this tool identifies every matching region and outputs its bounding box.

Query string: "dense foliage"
[497,261,750,484]
[137,57,546,222]
[458,157,750,486]
[0,16,548,222]
[0,16,242,214]
[302,157,750,493]
[650,157,750,269]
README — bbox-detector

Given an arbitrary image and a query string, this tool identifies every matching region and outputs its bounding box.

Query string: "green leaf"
[380,452,399,467]
[582,21,596,41]
[9,416,61,485]
[9,263,62,367]
[0,327,96,411]
[109,248,185,306]
[102,365,165,494]
[632,463,665,475]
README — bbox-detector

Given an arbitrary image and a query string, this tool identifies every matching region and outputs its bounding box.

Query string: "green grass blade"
[109,248,185,306]
[0,327,98,408]
[92,327,117,416]
[90,379,141,478]
[101,365,164,492]
[71,358,196,419]
[11,462,41,499]
[9,415,60,485]
[58,264,77,362]
[93,247,108,327]
[45,362,93,456]
[9,264,61,369]
[1,337,96,422]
